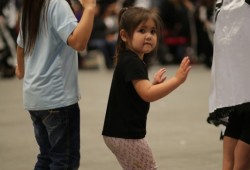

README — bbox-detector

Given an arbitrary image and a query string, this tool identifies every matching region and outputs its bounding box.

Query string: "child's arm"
[15,45,24,80]
[133,56,191,102]
[67,0,96,51]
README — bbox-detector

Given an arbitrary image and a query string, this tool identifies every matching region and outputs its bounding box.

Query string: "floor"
[0,64,222,170]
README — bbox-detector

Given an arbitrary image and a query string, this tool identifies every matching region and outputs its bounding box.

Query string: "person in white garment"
[207,0,250,169]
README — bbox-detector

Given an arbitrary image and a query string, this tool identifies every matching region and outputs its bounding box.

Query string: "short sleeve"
[122,55,148,82]
[49,0,77,43]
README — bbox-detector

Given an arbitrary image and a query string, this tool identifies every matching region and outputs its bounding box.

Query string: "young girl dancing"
[102,6,191,170]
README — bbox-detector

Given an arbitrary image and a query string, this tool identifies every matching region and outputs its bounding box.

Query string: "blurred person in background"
[71,0,84,22]
[158,0,195,64]
[0,0,18,78]
[194,0,215,68]
[87,0,119,69]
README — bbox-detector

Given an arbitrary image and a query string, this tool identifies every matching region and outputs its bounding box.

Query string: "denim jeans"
[29,103,80,170]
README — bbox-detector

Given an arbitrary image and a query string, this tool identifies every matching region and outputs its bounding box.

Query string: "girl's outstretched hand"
[153,68,167,85]
[175,56,191,84]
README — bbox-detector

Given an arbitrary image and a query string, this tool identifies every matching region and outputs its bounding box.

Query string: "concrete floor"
[0,64,222,170]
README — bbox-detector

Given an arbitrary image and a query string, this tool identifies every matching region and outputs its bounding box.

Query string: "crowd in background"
[0,0,216,78]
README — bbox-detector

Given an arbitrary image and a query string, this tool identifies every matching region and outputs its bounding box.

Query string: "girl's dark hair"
[114,7,162,64]
[20,0,73,55]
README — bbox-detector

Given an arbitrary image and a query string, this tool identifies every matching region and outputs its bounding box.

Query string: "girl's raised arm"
[133,56,191,102]
[67,0,96,51]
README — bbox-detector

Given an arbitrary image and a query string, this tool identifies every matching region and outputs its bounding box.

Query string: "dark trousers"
[29,103,80,170]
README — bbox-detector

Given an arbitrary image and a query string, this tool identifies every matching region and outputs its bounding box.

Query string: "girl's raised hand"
[153,68,167,85]
[175,56,191,84]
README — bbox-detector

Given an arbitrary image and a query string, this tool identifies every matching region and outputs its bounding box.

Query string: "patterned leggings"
[103,136,158,170]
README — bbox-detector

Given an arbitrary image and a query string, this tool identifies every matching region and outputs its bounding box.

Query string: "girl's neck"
[127,48,144,61]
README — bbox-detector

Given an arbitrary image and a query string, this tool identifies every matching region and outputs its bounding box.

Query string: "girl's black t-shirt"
[102,50,150,139]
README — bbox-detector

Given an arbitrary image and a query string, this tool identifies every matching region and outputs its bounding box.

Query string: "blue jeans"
[29,103,80,170]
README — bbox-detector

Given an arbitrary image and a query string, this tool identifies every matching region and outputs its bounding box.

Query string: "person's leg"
[233,109,250,170]
[44,103,80,170]
[88,39,114,69]
[223,110,241,170]
[223,136,237,170]
[106,40,116,68]
[103,136,157,170]
[30,111,52,170]
[68,103,81,169]
[223,104,250,170]
[233,140,250,170]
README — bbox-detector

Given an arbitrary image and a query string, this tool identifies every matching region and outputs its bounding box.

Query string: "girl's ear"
[120,29,127,42]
